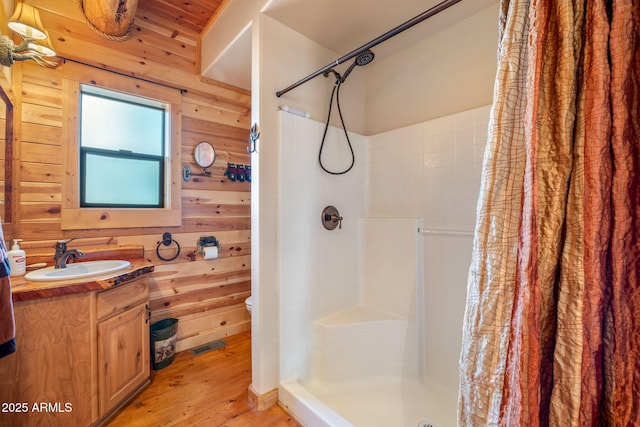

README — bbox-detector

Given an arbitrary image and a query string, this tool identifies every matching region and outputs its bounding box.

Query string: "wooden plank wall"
[9,0,252,352]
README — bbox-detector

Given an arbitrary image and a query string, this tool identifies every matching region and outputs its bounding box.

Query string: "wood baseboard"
[247,385,279,411]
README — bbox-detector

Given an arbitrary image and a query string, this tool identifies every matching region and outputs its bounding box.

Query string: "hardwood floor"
[106,331,300,427]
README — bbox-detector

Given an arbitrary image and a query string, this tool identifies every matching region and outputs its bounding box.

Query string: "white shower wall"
[279,111,367,381]
[367,105,491,394]
[279,105,490,392]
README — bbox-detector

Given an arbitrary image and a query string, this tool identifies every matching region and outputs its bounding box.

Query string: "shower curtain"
[458,0,640,426]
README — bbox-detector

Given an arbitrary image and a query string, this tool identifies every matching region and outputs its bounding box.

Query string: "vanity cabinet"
[0,275,151,427]
[96,278,151,420]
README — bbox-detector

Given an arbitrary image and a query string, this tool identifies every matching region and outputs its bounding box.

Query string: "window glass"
[79,85,167,208]
[82,152,162,207]
[80,92,164,155]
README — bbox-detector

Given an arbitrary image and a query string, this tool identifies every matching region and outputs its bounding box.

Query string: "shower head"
[340,50,375,82]
[355,50,375,66]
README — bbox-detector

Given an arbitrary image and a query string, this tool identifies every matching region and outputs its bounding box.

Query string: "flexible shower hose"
[319,80,355,175]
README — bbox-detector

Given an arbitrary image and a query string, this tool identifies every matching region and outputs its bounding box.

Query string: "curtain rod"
[275,0,463,98]
[60,57,188,94]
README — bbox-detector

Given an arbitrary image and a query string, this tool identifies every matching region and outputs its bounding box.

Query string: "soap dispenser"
[7,239,26,277]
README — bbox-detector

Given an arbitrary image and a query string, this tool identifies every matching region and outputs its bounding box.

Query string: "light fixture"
[0,3,56,67]
[27,30,55,56]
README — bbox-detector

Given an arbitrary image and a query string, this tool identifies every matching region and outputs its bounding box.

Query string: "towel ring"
[156,232,180,262]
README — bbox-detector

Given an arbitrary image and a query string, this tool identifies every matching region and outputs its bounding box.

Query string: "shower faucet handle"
[324,213,343,229]
[330,213,343,229]
[321,206,343,231]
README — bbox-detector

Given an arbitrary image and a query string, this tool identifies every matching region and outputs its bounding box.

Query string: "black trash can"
[150,318,178,370]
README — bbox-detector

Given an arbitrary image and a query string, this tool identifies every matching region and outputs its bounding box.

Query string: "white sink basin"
[25,260,132,282]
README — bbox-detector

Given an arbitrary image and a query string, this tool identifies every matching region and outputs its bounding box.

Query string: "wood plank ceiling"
[33,0,243,96]
[136,0,226,40]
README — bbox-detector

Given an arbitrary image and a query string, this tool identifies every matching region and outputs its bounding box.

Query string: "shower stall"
[275,105,489,427]
[249,1,500,426]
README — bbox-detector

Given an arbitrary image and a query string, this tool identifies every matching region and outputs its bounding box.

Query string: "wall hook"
[248,123,259,153]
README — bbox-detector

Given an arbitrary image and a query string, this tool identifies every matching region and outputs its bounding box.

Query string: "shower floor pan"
[280,305,457,427]
[281,376,455,427]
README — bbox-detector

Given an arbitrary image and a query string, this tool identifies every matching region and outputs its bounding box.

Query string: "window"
[80,86,166,208]
[61,63,181,230]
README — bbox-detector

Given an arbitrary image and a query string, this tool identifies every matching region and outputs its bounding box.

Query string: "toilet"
[245,296,252,313]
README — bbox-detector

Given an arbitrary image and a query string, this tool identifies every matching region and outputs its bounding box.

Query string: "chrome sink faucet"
[54,238,85,269]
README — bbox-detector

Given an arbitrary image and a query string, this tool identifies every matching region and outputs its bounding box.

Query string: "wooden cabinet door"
[97,300,150,417]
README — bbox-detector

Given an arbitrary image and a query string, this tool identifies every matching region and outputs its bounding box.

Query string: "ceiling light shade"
[8,3,47,40]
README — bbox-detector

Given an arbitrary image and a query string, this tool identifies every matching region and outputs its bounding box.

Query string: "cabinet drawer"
[96,278,149,321]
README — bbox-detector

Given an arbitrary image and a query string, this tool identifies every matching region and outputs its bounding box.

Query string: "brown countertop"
[10,258,154,302]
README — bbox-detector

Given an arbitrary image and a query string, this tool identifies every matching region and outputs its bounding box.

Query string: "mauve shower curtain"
[458,0,640,426]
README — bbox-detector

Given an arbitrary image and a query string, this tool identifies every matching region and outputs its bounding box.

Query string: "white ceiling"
[262,0,499,61]
[203,0,499,90]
